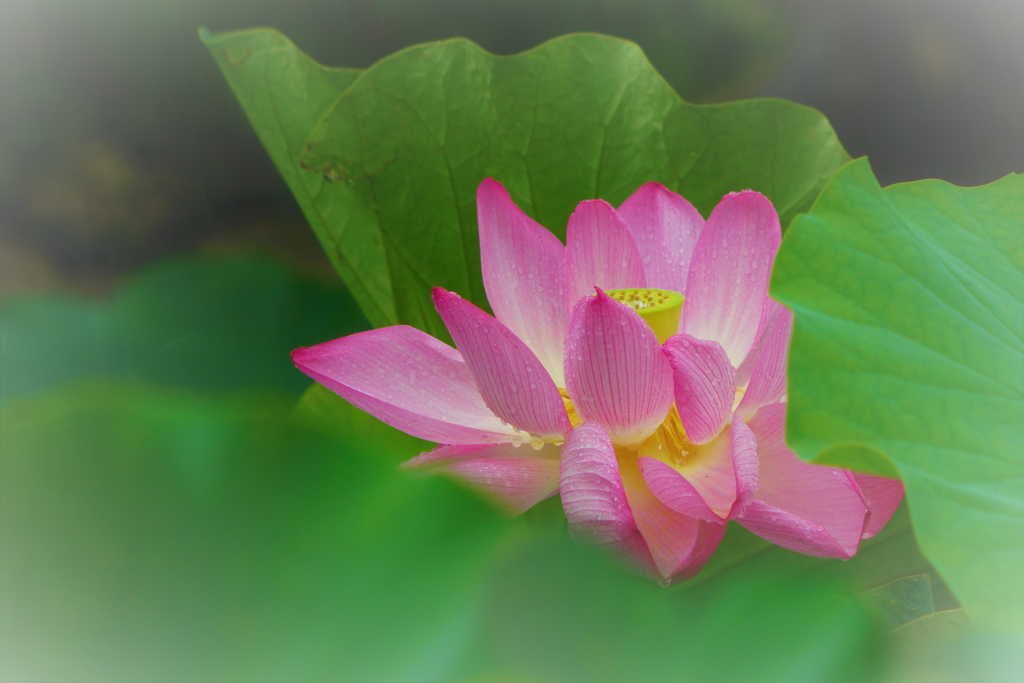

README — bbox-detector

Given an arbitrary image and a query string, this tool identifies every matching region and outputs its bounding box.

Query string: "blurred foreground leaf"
[2,380,888,682]
[771,158,1024,633]
[0,381,504,682]
[0,253,368,400]
[204,29,849,336]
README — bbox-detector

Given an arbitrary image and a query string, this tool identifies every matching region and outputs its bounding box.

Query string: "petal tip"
[477,177,505,194]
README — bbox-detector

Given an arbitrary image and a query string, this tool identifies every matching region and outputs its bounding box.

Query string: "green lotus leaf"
[203,29,849,337]
[771,158,1024,633]
[859,574,936,630]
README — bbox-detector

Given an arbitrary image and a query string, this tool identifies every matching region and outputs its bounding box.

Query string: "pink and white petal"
[403,442,559,470]
[404,442,561,515]
[617,182,704,298]
[663,334,735,444]
[560,422,658,577]
[293,326,516,444]
[738,499,855,558]
[740,403,866,558]
[734,296,774,389]
[736,302,793,421]
[619,453,709,580]
[853,473,905,539]
[638,458,720,523]
[638,414,758,521]
[682,191,782,368]
[478,178,567,385]
[565,200,646,310]
[564,290,674,448]
[433,288,570,440]
[672,520,728,583]
[444,457,560,516]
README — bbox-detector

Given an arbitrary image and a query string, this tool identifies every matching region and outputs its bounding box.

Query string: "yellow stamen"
[638,404,692,466]
[558,387,584,428]
[605,288,684,343]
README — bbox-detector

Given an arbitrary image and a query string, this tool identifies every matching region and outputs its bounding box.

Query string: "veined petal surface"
[639,415,759,522]
[683,191,782,368]
[565,290,674,448]
[404,442,560,516]
[560,422,657,577]
[477,179,567,386]
[738,403,866,558]
[663,334,735,444]
[433,288,570,440]
[853,473,905,540]
[565,199,646,311]
[292,326,516,444]
[736,301,793,421]
[617,182,704,299]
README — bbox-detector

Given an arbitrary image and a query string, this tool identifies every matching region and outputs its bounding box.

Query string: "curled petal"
[738,404,866,558]
[853,473,905,539]
[672,520,727,583]
[293,326,515,444]
[736,301,793,421]
[478,178,567,385]
[564,290,674,448]
[639,414,759,522]
[404,443,560,516]
[433,288,570,440]
[682,190,782,368]
[617,182,704,299]
[663,334,735,444]
[565,199,646,311]
[560,422,657,577]
[620,453,725,580]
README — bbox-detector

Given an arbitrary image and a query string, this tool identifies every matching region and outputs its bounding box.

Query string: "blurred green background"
[1,1,1022,681]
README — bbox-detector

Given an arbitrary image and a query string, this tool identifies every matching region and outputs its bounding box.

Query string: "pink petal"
[403,443,500,468]
[853,473,905,539]
[682,191,782,368]
[738,404,867,558]
[738,500,857,558]
[638,414,759,522]
[433,288,570,440]
[672,520,728,583]
[565,199,646,311]
[620,452,724,580]
[663,334,735,444]
[617,182,704,299]
[560,422,657,577]
[564,290,674,448]
[736,301,793,421]
[292,326,516,444]
[478,178,568,386]
[445,459,560,516]
[734,295,774,389]
[403,442,561,516]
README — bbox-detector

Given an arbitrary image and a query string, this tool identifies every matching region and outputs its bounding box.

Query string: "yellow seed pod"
[605,288,684,344]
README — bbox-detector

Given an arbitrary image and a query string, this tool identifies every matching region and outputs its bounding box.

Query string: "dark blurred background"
[1,0,1021,300]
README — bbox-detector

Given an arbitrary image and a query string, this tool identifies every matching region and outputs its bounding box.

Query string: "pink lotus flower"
[293,179,905,582]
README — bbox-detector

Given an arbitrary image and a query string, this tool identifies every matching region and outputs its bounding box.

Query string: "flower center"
[638,404,692,466]
[605,288,684,344]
